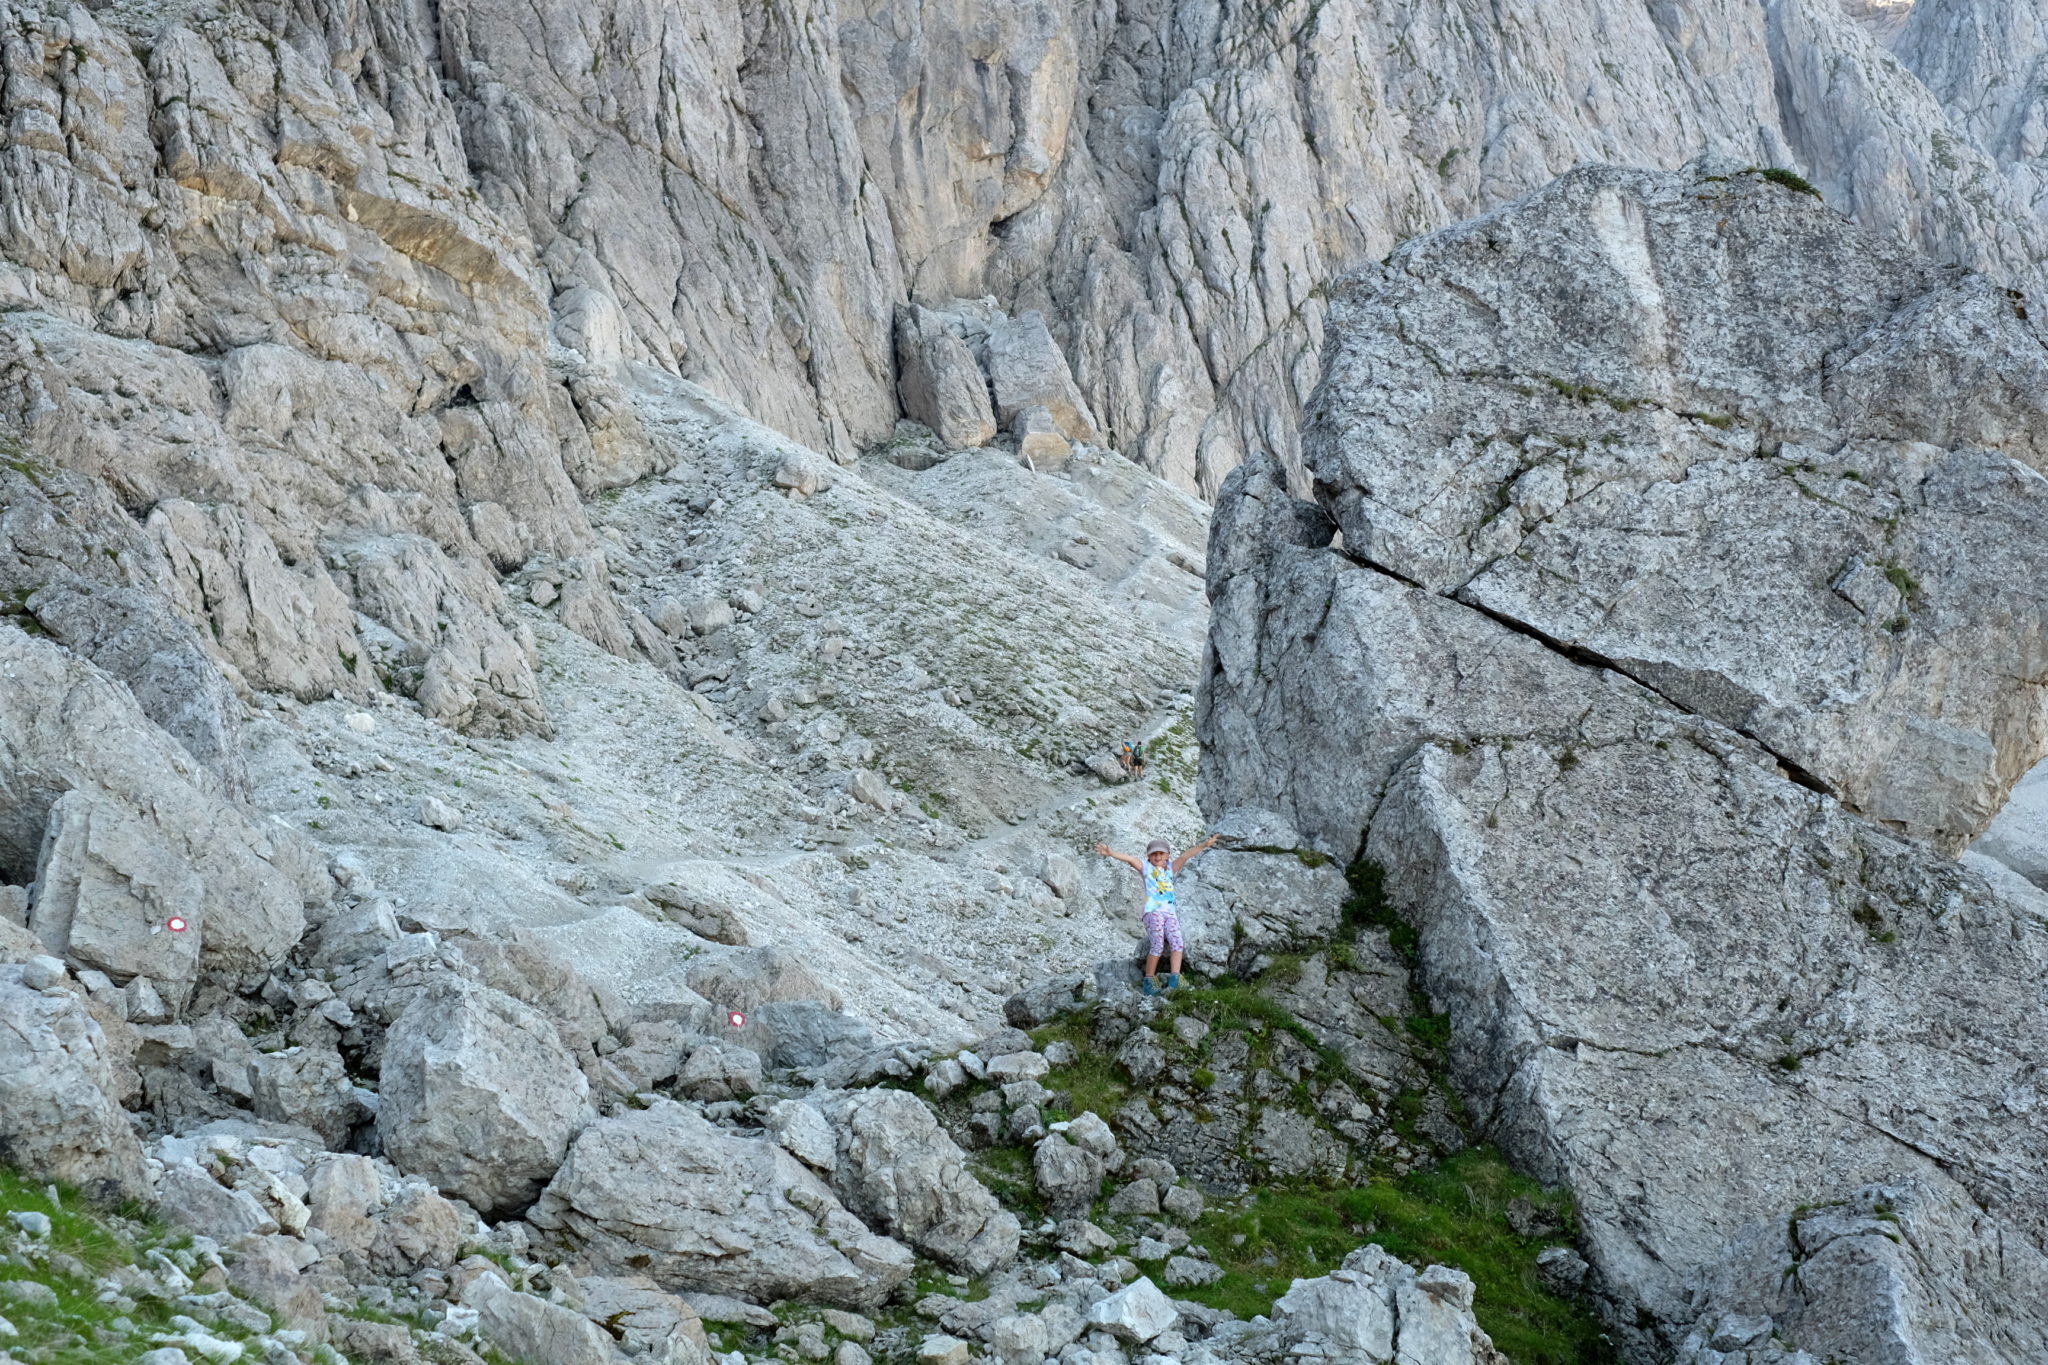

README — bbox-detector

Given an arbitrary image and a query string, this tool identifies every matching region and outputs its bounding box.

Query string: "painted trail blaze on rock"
[1200,162,2048,1363]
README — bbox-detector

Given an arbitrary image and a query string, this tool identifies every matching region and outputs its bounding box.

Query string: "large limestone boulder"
[377,975,594,1216]
[1201,165,2048,1359]
[982,312,1100,446]
[820,1088,1019,1274]
[529,1100,913,1308]
[0,961,149,1203]
[463,1270,619,1365]
[896,306,997,450]
[1295,160,2048,853]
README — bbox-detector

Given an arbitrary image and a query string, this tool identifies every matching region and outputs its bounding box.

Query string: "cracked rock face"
[1302,161,2048,853]
[1200,164,2048,1360]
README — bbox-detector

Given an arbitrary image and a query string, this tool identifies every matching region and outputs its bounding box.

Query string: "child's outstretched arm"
[1173,835,1222,872]
[1094,843,1141,869]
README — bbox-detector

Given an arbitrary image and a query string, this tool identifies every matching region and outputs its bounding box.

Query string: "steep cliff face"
[4,0,2047,516]
[1199,163,2048,1361]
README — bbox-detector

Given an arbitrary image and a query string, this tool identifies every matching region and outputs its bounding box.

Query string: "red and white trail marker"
[165,916,189,933]
[727,1010,747,1029]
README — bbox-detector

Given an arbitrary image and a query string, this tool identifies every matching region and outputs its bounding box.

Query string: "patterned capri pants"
[1143,909,1185,956]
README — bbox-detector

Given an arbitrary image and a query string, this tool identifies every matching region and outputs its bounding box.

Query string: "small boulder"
[250,1040,368,1149]
[985,1051,1048,1082]
[226,1233,326,1339]
[1105,1178,1160,1217]
[1038,854,1082,900]
[416,796,464,832]
[923,1056,968,1100]
[1161,1183,1205,1222]
[369,1183,465,1276]
[847,769,892,811]
[466,1270,616,1365]
[686,597,734,636]
[1536,1245,1590,1292]
[916,1335,970,1365]
[676,1040,762,1102]
[1084,1276,1178,1343]
[1033,1134,1104,1217]
[649,597,692,637]
[156,1161,277,1240]
[1004,972,1096,1028]
[1164,1255,1223,1287]
[1064,1111,1118,1159]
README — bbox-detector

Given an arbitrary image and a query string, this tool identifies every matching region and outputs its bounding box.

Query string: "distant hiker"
[1116,741,1148,781]
[1094,834,1220,994]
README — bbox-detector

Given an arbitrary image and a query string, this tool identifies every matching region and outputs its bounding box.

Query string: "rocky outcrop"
[0,958,150,1203]
[1270,1247,1504,1365]
[1200,164,2048,1359]
[1291,161,2048,853]
[529,1101,915,1309]
[3,628,315,1007]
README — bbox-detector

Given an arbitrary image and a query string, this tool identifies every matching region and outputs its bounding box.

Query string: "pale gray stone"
[1205,163,2048,1357]
[530,1100,914,1308]
[377,975,593,1216]
[1032,1133,1104,1218]
[675,1040,762,1102]
[0,963,149,1203]
[156,1161,277,1240]
[764,1098,839,1173]
[983,313,1100,446]
[251,1041,368,1149]
[822,1087,1020,1275]
[415,796,464,832]
[4,633,308,995]
[1297,162,2048,853]
[1084,1276,1177,1343]
[464,1270,617,1365]
[897,307,998,451]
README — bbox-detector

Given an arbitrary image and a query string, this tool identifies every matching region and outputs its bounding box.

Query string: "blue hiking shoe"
[1165,973,1181,991]
[1141,976,1158,996]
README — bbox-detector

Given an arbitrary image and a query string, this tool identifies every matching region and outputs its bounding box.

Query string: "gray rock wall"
[3,0,2046,538]
[1199,163,2048,1360]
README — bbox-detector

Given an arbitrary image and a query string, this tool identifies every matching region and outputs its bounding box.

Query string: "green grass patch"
[1752,166,1821,198]
[1879,561,1922,604]
[1341,858,1416,964]
[1031,1019,1133,1121]
[0,1167,265,1365]
[1182,1149,1614,1365]
[970,1145,1045,1222]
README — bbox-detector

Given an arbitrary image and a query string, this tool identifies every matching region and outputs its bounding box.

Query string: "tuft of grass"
[1751,166,1821,198]
[1879,562,1922,604]
[1341,857,1417,964]
[1182,1148,1615,1365]
[1031,1018,1131,1120]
